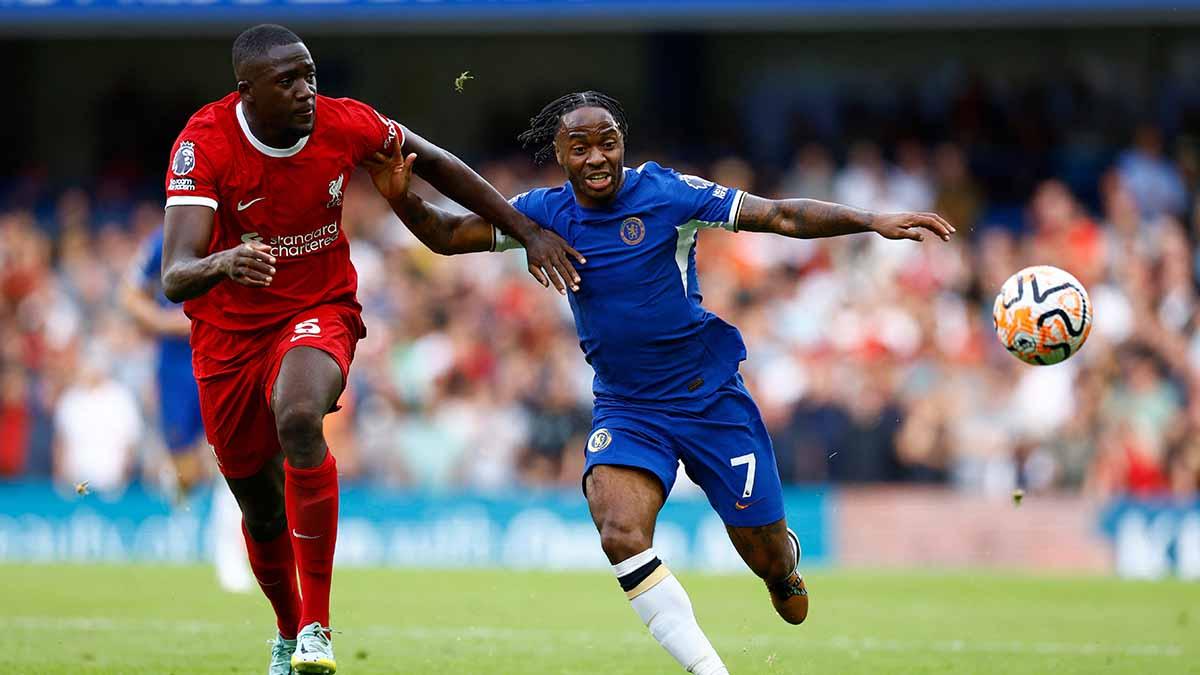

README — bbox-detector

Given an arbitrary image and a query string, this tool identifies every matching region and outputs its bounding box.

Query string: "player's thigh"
[267,304,362,419]
[582,421,677,561]
[270,346,343,419]
[676,381,785,529]
[585,465,668,562]
[195,362,281,480]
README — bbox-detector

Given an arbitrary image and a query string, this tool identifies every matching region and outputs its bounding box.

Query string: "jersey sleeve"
[164,121,226,211]
[493,189,554,252]
[659,163,745,231]
[340,98,404,164]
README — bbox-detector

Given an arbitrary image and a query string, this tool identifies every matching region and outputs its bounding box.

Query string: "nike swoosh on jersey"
[237,197,266,211]
[292,529,322,540]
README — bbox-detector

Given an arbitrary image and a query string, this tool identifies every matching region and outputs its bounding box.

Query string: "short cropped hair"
[232,24,303,78]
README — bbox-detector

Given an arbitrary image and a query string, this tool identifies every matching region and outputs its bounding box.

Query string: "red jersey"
[164,92,401,335]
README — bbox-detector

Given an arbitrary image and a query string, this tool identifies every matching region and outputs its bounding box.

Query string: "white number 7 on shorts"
[730,453,756,499]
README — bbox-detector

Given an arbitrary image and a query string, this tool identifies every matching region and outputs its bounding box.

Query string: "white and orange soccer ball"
[993,265,1092,365]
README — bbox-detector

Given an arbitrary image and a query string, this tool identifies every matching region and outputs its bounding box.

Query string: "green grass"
[1,564,1197,674]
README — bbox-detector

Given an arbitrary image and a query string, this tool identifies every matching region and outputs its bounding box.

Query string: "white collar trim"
[236,101,309,158]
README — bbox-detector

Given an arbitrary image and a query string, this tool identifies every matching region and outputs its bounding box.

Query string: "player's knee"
[598,521,653,562]
[243,512,287,542]
[274,402,325,457]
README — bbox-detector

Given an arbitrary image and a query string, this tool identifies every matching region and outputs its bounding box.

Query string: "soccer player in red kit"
[160,24,584,675]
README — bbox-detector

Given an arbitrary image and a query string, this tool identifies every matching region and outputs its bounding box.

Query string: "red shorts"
[191,302,365,479]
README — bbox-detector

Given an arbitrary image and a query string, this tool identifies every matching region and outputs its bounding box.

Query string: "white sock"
[211,482,254,593]
[614,549,729,675]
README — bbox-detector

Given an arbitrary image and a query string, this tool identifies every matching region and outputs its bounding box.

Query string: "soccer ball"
[993,265,1092,365]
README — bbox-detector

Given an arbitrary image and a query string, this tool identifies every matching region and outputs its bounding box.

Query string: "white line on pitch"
[1,617,1184,658]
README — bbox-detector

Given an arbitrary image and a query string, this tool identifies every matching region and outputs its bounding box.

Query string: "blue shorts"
[158,359,205,455]
[583,374,785,528]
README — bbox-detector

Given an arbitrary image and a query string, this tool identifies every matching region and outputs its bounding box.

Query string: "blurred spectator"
[779,144,835,202]
[1116,125,1188,220]
[52,344,142,496]
[2,113,1199,502]
[0,367,29,477]
[932,143,983,232]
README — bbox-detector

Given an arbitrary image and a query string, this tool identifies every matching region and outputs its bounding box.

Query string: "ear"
[236,80,253,101]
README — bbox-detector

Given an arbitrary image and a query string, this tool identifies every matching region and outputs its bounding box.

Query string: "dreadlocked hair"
[518,91,629,164]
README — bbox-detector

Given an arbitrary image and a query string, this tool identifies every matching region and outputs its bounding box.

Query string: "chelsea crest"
[620,217,645,246]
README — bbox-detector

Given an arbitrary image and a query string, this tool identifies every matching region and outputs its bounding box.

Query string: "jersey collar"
[236,101,310,158]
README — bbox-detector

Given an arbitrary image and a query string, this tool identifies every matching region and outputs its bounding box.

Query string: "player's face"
[241,42,318,140]
[555,107,624,207]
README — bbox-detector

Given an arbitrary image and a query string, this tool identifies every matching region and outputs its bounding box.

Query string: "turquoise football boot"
[268,633,296,675]
[291,622,336,674]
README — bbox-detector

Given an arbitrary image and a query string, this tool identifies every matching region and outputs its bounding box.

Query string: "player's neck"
[243,106,304,149]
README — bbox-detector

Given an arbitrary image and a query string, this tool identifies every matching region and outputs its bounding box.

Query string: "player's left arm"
[736,194,955,242]
[364,145,502,255]
[397,127,584,293]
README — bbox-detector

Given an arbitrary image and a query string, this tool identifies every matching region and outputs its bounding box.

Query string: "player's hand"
[523,228,586,295]
[870,212,955,242]
[364,141,417,204]
[219,241,275,287]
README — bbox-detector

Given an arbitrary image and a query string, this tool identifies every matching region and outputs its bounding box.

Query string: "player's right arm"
[363,146,513,255]
[120,281,191,336]
[122,232,192,335]
[160,123,278,303]
[161,206,277,303]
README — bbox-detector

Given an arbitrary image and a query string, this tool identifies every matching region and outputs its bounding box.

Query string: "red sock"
[285,451,339,629]
[242,524,302,639]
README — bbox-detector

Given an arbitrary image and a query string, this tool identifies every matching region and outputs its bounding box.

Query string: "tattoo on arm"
[406,128,539,245]
[387,192,491,255]
[738,194,875,239]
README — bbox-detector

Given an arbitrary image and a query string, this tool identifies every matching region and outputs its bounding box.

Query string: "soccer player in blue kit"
[365,92,955,674]
[122,226,253,593]
[124,227,209,492]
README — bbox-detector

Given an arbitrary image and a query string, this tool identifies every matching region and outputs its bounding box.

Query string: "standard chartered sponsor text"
[268,222,339,258]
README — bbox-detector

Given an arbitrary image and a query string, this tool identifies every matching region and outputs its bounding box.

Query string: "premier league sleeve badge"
[172,141,197,176]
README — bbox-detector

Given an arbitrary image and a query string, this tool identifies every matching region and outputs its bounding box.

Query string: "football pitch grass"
[2,564,1197,674]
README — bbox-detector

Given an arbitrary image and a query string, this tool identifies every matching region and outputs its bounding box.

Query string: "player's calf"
[764,529,808,625]
[728,521,809,625]
[613,549,729,675]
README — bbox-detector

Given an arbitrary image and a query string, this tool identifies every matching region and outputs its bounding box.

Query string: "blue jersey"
[129,227,205,452]
[128,228,194,371]
[512,162,747,402]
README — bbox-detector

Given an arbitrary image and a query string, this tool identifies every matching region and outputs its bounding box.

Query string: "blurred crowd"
[2,124,1199,501]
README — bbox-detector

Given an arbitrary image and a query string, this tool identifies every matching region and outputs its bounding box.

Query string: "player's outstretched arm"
[365,146,494,254]
[398,127,584,294]
[736,194,955,242]
[162,205,277,303]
